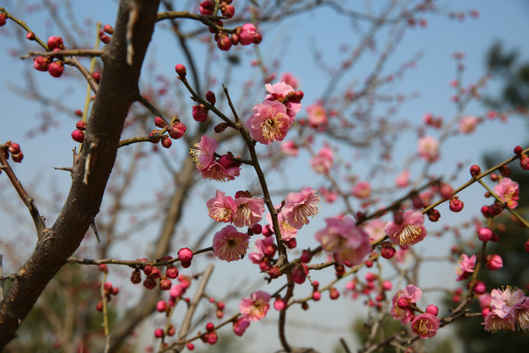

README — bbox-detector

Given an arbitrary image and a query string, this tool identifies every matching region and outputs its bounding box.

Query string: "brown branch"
[21,49,103,59]
[0,0,161,347]
[0,146,46,239]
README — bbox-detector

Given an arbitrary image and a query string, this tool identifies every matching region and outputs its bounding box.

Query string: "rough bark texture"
[0,0,160,348]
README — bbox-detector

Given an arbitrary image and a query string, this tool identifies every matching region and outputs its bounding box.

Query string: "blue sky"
[1,1,529,352]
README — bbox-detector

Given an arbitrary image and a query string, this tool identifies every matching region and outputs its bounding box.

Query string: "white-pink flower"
[207,190,236,223]
[190,136,240,181]
[213,225,249,262]
[459,115,479,134]
[363,219,387,245]
[280,72,299,89]
[232,195,265,227]
[352,181,371,199]
[391,285,423,324]
[306,103,327,128]
[315,216,371,266]
[494,177,519,209]
[456,253,476,281]
[385,210,427,247]
[395,170,410,188]
[265,81,301,118]
[418,136,439,163]
[281,140,299,156]
[283,187,320,229]
[246,100,292,144]
[240,290,271,321]
[311,144,334,174]
[249,236,276,264]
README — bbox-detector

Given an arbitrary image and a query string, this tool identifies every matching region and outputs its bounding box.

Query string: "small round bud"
[103,24,114,34]
[426,304,439,316]
[449,196,464,212]
[514,145,523,155]
[71,129,85,143]
[174,64,187,77]
[206,90,216,105]
[470,164,481,177]
[76,120,87,130]
[312,291,321,301]
[478,227,493,242]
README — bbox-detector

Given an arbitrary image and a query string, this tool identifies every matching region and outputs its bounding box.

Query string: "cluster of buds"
[345,272,392,311]
[514,145,529,170]
[33,36,65,77]
[199,321,218,345]
[208,297,226,319]
[99,24,113,44]
[150,116,187,148]
[130,255,188,291]
[1,141,24,163]
[96,281,119,311]
[71,120,87,143]
[199,0,234,18]
[197,1,262,51]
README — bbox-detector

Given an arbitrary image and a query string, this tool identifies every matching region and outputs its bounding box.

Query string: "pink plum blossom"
[311,144,334,174]
[456,254,476,281]
[283,187,320,229]
[515,298,529,330]
[363,219,387,245]
[411,313,440,338]
[391,285,423,324]
[494,177,519,209]
[213,225,249,262]
[385,210,427,247]
[315,216,371,266]
[352,181,371,199]
[264,81,302,118]
[232,196,265,227]
[459,115,479,134]
[280,72,299,89]
[281,140,299,156]
[272,208,299,240]
[207,190,236,223]
[246,100,292,144]
[395,170,410,188]
[249,236,276,264]
[483,287,526,332]
[418,136,439,163]
[240,290,271,321]
[306,103,327,128]
[319,187,338,203]
[190,136,240,181]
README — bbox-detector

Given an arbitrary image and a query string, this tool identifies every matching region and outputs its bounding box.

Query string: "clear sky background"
[1,1,529,352]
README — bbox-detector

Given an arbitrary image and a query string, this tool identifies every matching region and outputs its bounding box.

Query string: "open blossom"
[516,298,529,330]
[418,136,439,162]
[391,285,423,324]
[306,103,327,128]
[281,140,299,156]
[232,196,265,227]
[411,313,440,338]
[363,219,387,245]
[315,216,371,266]
[459,115,479,134]
[247,100,292,144]
[240,290,271,321]
[385,210,427,247]
[190,136,240,181]
[352,181,371,199]
[207,191,236,223]
[396,170,410,188]
[283,187,320,229]
[456,254,476,281]
[213,225,249,262]
[272,208,298,240]
[280,72,299,89]
[311,144,334,174]
[265,81,301,118]
[494,177,519,209]
[249,236,275,264]
[483,287,527,332]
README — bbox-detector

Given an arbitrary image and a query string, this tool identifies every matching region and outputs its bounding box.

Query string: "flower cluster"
[246,80,303,144]
[391,285,441,339]
[234,290,271,336]
[494,177,519,209]
[482,287,529,332]
[315,216,371,266]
